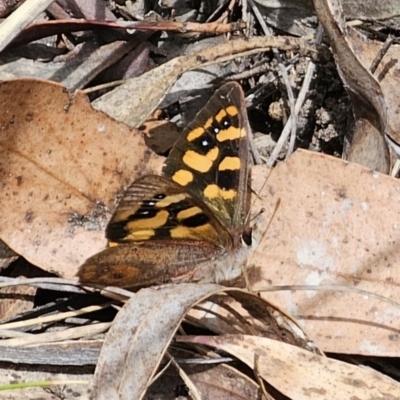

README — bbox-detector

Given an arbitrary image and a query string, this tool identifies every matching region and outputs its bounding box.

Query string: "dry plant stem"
[231,61,293,81]
[266,24,324,166]
[83,79,126,94]
[142,358,173,398]
[254,353,274,400]
[369,35,394,74]
[0,277,85,293]
[387,135,400,160]
[175,323,215,361]
[206,0,230,23]
[241,0,249,29]
[120,20,245,34]
[193,301,253,334]
[0,304,112,331]
[213,0,236,24]
[1,380,88,390]
[0,330,32,338]
[99,286,133,302]
[175,357,234,364]
[254,284,400,309]
[248,0,297,158]
[167,352,202,400]
[391,159,400,177]
[191,302,249,334]
[0,0,55,52]
[0,322,111,347]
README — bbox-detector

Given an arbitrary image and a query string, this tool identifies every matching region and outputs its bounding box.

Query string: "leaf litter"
[0,0,400,398]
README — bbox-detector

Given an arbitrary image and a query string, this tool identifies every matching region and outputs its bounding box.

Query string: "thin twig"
[0,277,86,293]
[0,322,111,347]
[252,284,400,309]
[248,0,298,158]
[0,0,55,52]
[267,24,324,166]
[167,352,202,400]
[370,35,394,74]
[0,303,113,331]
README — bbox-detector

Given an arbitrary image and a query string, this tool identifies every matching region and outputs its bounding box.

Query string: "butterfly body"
[78,82,254,288]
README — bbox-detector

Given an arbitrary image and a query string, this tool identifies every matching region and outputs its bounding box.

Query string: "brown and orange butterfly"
[78,82,254,288]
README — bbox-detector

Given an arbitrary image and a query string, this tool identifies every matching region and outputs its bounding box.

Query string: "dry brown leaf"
[0,78,163,278]
[250,149,400,356]
[182,335,400,399]
[142,117,181,154]
[186,289,318,355]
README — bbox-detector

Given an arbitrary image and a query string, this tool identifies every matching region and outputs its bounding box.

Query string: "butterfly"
[78,82,254,288]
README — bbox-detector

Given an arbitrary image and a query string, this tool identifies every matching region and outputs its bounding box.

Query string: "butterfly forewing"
[163,82,251,230]
[106,175,231,248]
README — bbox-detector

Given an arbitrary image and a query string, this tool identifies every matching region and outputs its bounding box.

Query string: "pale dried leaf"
[250,149,400,356]
[182,335,400,399]
[0,79,162,278]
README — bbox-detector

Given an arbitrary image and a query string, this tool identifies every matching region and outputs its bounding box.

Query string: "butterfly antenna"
[243,197,280,292]
[245,166,274,227]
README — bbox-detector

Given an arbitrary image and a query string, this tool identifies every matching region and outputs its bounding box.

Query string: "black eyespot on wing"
[133,206,157,219]
[221,116,232,128]
[153,193,166,199]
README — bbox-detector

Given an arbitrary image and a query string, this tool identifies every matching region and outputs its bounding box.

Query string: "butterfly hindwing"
[79,239,227,288]
[162,82,251,230]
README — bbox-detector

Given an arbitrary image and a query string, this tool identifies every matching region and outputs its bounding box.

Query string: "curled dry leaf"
[182,334,400,400]
[0,79,163,278]
[186,289,319,354]
[346,28,400,144]
[92,284,316,400]
[91,284,223,400]
[313,0,390,173]
[250,149,400,356]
